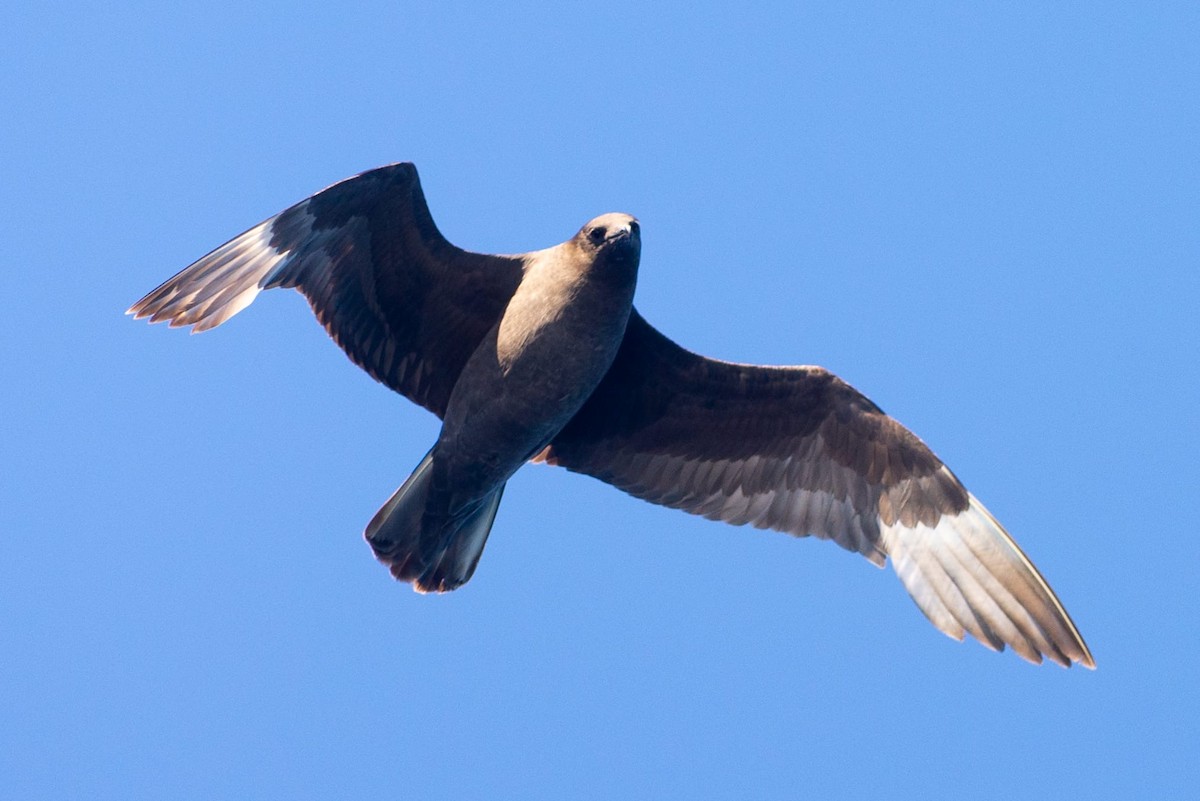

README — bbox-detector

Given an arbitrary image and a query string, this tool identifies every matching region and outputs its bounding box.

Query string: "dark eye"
[588,226,607,244]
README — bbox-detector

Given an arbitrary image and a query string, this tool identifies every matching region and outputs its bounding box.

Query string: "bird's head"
[576,213,641,268]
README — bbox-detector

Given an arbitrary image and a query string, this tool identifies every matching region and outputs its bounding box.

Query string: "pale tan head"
[574,213,641,266]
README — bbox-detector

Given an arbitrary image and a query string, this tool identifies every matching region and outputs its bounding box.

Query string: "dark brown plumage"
[129,162,1094,668]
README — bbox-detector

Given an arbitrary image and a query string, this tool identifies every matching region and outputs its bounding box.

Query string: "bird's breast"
[435,265,635,496]
[494,270,633,396]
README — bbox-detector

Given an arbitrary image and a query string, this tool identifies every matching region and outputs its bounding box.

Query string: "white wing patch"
[127,206,314,332]
[880,468,1092,667]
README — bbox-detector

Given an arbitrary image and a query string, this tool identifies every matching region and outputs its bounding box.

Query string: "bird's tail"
[364,449,505,593]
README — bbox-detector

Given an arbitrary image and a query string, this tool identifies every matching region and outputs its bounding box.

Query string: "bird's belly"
[437,304,630,499]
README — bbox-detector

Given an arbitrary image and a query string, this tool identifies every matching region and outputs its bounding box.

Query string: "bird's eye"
[589,227,607,244]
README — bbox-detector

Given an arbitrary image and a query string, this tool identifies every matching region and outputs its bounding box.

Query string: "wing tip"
[933,613,1095,668]
[1073,643,1098,670]
[884,485,1096,670]
[967,492,1096,670]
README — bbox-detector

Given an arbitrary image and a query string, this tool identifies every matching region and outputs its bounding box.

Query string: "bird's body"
[129,163,1094,667]
[371,214,641,590]
[441,216,639,499]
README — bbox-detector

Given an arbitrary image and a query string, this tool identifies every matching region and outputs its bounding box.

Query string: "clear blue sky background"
[4,2,1197,798]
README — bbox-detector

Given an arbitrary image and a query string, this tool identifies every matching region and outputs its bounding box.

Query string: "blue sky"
[3,2,1197,798]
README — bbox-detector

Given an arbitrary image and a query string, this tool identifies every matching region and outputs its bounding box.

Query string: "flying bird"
[129,162,1094,668]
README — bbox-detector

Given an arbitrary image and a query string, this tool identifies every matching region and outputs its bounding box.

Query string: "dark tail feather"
[364,450,505,593]
[417,485,505,593]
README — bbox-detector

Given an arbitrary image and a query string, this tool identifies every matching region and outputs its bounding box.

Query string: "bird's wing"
[128,163,524,418]
[542,311,1094,667]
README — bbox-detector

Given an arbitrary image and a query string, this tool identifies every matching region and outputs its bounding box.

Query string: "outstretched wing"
[128,162,524,417]
[543,311,1094,667]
